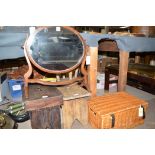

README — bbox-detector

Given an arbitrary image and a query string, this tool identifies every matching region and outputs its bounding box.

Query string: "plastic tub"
[8,79,24,101]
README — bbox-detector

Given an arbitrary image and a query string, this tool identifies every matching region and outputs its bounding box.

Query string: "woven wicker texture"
[88,92,148,129]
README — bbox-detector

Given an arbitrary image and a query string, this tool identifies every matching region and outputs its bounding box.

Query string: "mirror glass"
[27,27,84,71]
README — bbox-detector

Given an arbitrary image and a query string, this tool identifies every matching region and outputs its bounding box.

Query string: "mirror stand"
[23,45,89,98]
[23,26,90,98]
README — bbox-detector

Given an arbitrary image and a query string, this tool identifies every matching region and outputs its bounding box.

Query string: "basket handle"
[110,114,115,128]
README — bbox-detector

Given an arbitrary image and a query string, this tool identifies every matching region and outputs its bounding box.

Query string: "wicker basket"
[88,92,148,129]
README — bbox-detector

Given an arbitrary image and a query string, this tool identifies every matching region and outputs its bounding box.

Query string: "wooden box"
[57,84,91,129]
[88,92,148,129]
[23,84,63,129]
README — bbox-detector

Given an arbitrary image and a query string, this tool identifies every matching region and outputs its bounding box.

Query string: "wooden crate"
[88,92,148,129]
[23,84,63,129]
[57,84,91,129]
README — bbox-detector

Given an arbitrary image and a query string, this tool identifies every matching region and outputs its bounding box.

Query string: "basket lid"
[88,92,148,115]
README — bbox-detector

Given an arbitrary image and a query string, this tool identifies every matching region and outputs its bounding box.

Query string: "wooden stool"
[23,84,63,129]
[58,84,91,129]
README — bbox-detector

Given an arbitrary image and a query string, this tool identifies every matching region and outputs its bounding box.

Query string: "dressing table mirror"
[24,26,89,98]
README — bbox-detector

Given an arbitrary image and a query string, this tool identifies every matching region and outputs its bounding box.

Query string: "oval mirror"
[25,26,86,73]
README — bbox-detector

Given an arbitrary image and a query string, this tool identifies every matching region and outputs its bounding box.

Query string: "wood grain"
[59,84,90,128]
[88,47,98,97]
[24,85,63,129]
[30,106,61,129]
[62,97,89,129]
[118,51,129,91]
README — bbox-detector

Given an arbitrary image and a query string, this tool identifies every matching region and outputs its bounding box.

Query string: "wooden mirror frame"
[24,26,89,98]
